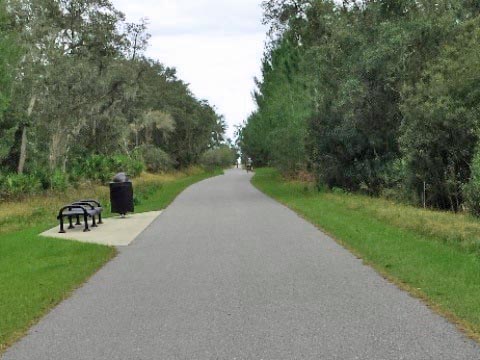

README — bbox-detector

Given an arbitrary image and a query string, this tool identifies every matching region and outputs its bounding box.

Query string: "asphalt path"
[4,169,480,359]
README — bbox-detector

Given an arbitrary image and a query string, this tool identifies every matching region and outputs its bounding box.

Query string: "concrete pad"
[40,211,162,246]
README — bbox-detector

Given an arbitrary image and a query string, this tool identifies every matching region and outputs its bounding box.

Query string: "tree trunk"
[49,118,64,172]
[62,155,68,173]
[49,132,61,171]
[17,95,37,174]
[145,126,153,145]
[17,126,27,174]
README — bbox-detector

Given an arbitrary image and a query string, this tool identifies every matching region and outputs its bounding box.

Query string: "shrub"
[30,167,53,190]
[110,155,144,178]
[21,165,71,191]
[464,146,480,217]
[200,146,236,170]
[378,160,410,203]
[74,155,111,182]
[70,154,145,183]
[49,170,69,191]
[0,173,42,199]
[137,145,175,173]
[0,154,145,200]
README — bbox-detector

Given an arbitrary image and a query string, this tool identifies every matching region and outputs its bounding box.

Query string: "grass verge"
[252,168,480,340]
[0,167,221,352]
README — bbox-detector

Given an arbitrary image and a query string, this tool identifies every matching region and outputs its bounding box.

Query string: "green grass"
[0,168,221,352]
[252,168,480,339]
[134,168,222,213]
[0,228,114,351]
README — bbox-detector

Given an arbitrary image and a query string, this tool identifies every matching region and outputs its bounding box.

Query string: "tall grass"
[0,168,211,235]
[252,168,480,340]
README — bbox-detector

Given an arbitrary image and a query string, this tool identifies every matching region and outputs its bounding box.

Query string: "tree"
[400,17,480,210]
[0,1,20,163]
[241,0,480,210]
[0,0,226,180]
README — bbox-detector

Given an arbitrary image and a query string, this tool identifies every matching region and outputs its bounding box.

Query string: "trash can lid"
[112,172,129,183]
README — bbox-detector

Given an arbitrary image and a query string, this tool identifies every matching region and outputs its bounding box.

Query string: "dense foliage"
[240,0,480,213]
[0,0,227,198]
[200,145,237,171]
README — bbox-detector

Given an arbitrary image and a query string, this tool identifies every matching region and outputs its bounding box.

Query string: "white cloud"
[112,0,267,138]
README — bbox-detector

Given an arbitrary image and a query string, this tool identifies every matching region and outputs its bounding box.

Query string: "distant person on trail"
[246,157,253,173]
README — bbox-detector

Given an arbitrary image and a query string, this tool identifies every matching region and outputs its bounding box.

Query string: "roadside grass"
[0,228,114,353]
[252,168,480,339]
[0,167,221,352]
[133,167,222,213]
[0,167,217,235]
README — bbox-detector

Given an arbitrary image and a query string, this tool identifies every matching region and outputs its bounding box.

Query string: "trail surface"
[4,169,480,359]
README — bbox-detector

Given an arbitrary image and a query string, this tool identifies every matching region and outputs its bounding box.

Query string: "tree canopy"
[240,0,480,212]
[0,0,226,182]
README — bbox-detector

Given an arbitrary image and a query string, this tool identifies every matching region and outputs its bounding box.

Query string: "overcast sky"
[111,0,267,139]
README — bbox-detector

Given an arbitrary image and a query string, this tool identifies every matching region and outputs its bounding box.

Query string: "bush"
[137,145,175,173]
[72,155,111,183]
[464,147,480,217]
[110,155,144,178]
[0,154,145,200]
[0,173,42,199]
[200,146,236,170]
[70,154,145,183]
[378,160,411,203]
[49,170,69,191]
[24,166,71,191]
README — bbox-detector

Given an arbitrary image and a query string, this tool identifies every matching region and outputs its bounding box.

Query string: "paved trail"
[4,169,480,359]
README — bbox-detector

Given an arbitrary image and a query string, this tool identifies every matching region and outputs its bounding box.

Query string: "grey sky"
[111,0,267,139]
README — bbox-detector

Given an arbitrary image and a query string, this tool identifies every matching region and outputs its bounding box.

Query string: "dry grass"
[323,192,480,252]
[0,170,200,235]
[253,168,480,341]
[280,171,480,253]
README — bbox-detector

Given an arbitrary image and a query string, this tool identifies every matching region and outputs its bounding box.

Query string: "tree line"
[0,0,230,197]
[240,0,480,214]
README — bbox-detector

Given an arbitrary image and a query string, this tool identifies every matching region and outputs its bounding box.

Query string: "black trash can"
[110,173,134,216]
